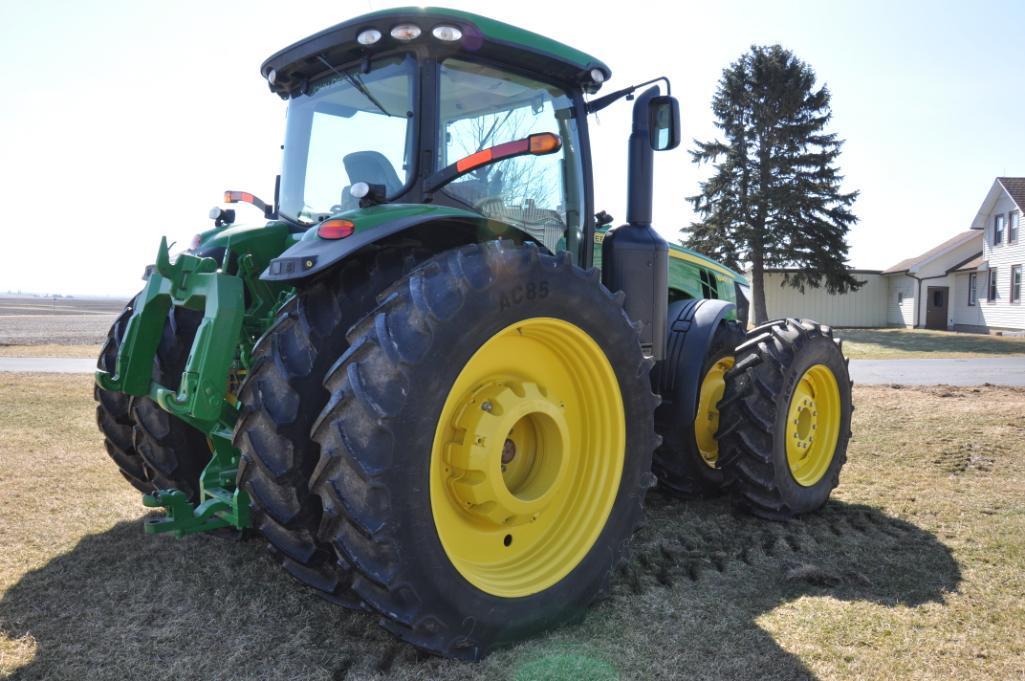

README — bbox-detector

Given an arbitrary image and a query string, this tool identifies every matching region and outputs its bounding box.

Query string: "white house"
[882,177,1024,331]
[955,177,1025,331]
[753,177,1025,332]
[881,229,983,330]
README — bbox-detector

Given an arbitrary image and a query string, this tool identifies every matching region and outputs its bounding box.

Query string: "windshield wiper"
[317,55,393,117]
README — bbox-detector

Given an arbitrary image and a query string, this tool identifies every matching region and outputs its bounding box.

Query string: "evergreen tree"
[686,45,860,324]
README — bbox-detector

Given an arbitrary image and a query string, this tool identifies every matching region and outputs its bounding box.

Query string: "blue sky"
[1,0,1022,296]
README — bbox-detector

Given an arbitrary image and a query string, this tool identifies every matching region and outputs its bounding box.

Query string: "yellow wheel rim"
[693,356,734,467]
[430,317,625,598]
[785,364,841,486]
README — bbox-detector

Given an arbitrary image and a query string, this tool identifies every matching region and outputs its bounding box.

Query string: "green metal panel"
[197,221,298,259]
[296,203,484,242]
[667,254,704,300]
[593,227,746,307]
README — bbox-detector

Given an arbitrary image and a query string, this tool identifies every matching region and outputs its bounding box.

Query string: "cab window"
[438,59,585,255]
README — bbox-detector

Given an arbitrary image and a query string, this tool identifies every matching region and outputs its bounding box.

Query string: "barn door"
[925,286,949,330]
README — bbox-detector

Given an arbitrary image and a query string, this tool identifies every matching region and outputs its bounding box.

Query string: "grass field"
[0,297,124,348]
[0,344,102,358]
[840,327,1025,359]
[1,375,1023,680]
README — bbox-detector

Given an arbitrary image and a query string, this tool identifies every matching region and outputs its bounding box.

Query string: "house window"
[968,272,977,306]
[988,268,998,302]
[1011,211,1020,243]
[993,214,1005,245]
[897,292,904,305]
[1013,265,1023,304]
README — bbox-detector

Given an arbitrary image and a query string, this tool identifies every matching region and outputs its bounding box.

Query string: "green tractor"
[95,7,852,659]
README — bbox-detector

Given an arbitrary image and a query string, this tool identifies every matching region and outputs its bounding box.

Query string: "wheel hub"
[791,397,817,451]
[445,380,569,527]
[430,316,626,598]
[785,364,841,487]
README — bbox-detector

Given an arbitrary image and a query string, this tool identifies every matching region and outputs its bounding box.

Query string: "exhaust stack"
[601,87,669,360]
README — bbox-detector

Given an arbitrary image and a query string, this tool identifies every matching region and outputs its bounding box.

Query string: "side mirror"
[648,96,680,151]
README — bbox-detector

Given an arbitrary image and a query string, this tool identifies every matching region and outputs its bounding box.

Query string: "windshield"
[279,54,416,224]
[438,59,585,254]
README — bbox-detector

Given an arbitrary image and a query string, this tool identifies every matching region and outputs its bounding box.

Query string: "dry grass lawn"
[0,344,102,359]
[840,327,1025,359]
[1,375,1023,680]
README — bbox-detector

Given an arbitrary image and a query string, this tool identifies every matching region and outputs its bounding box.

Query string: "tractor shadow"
[0,496,960,681]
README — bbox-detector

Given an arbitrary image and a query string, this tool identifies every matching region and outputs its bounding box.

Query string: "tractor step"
[142,487,251,538]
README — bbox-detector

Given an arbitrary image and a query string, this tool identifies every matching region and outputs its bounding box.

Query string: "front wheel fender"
[261,209,543,284]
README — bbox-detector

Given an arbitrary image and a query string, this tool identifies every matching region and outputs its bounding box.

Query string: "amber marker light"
[528,132,561,155]
[224,190,256,204]
[317,219,355,240]
[424,133,563,193]
[454,134,562,174]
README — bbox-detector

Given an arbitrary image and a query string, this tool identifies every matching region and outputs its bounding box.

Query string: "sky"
[1,0,1022,297]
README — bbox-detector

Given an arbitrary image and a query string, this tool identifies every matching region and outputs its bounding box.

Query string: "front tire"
[96,300,210,502]
[652,309,745,497]
[310,242,658,659]
[717,319,852,520]
[95,303,151,493]
[130,307,210,502]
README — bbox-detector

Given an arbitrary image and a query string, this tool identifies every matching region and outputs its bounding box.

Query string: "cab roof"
[261,7,611,99]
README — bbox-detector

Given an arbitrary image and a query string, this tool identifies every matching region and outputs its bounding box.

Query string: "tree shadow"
[841,328,1025,356]
[0,495,960,681]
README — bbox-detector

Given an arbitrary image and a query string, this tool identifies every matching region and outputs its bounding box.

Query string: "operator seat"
[343,151,404,197]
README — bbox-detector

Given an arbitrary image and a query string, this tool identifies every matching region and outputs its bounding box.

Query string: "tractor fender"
[260,210,541,283]
[652,298,737,422]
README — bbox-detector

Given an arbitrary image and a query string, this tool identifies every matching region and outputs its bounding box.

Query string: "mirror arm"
[586,76,672,114]
[224,191,276,220]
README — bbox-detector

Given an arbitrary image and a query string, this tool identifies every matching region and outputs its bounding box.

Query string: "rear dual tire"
[309,242,657,658]
[233,248,428,606]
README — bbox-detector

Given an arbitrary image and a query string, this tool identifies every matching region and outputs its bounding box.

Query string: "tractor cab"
[263,7,608,262]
